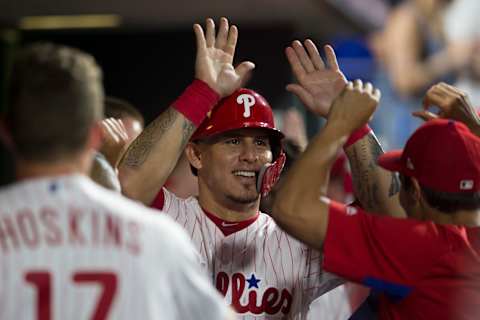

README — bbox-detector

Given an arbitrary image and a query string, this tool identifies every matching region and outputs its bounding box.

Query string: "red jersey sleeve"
[323,201,449,298]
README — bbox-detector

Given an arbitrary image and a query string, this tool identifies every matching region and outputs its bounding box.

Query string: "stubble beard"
[225,187,260,205]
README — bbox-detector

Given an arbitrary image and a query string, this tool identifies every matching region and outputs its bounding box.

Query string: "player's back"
[0,174,227,320]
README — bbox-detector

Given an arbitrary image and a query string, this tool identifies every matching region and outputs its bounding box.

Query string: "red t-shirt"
[323,201,480,320]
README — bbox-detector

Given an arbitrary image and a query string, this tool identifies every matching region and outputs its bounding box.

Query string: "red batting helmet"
[191,88,285,197]
[191,88,284,142]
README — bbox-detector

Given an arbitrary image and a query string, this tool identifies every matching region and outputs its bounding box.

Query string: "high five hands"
[328,80,381,135]
[285,40,348,117]
[194,17,255,98]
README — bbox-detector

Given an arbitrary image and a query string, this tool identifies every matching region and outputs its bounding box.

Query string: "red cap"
[378,119,480,193]
[191,88,284,141]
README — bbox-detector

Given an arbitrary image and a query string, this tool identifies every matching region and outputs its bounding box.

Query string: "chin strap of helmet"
[256,152,286,197]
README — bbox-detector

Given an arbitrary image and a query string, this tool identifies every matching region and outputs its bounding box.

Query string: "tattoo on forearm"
[349,133,400,211]
[349,133,402,212]
[181,119,196,147]
[122,108,179,167]
[366,134,401,198]
[388,172,401,197]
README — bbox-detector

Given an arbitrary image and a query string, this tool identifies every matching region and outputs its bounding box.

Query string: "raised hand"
[285,40,347,117]
[194,17,255,98]
[328,80,381,134]
[413,82,480,133]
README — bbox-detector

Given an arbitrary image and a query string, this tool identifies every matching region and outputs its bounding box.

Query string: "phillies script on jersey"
[153,188,343,319]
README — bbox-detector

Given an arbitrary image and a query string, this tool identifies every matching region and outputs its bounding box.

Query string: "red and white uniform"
[153,188,342,319]
[0,175,228,320]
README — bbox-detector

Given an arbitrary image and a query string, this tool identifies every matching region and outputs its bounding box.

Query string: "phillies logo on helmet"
[236,94,255,118]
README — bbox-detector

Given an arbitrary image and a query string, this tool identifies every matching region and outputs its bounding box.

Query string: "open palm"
[286,40,347,117]
[194,18,254,98]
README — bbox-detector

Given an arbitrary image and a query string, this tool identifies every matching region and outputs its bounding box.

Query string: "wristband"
[172,79,220,127]
[344,125,372,149]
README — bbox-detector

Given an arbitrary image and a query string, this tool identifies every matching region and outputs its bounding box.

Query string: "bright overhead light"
[19,14,122,30]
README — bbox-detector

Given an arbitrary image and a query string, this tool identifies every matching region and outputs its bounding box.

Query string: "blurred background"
[1,0,479,185]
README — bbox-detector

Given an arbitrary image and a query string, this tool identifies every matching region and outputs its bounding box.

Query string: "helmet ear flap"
[257,152,286,197]
[270,136,283,162]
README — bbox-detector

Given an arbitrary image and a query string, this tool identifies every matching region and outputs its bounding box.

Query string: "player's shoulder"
[80,178,196,252]
[162,187,202,214]
[78,177,175,223]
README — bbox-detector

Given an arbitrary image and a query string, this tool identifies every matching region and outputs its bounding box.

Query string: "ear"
[185,142,203,171]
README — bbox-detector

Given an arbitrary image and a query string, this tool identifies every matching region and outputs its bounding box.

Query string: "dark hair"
[104,96,144,126]
[7,42,103,161]
[401,175,480,213]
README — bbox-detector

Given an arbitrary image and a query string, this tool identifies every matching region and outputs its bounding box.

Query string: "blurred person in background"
[90,97,144,191]
[443,0,480,107]
[370,0,459,149]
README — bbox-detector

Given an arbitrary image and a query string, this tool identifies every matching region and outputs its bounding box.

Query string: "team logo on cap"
[237,94,255,118]
[460,180,474,190]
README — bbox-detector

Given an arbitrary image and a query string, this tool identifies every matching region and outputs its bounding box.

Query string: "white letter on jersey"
[237,94,255,118]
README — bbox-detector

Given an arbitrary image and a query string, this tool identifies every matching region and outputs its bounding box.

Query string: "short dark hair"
[401,175,480,213]
[104,96,144,126]
[7,42,103,162]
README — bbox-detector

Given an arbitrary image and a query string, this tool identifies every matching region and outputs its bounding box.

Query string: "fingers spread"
[285,46,306,78]
[225,24,238,56]
[304,39,325,70]
[292,40,315,73]
[205,18,215,47]
[193,24,206,54]
[216,17,229,50]
[235,61,255,79]
[324,45,340,71]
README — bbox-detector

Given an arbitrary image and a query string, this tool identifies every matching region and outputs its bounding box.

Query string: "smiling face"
[189,128,274,208]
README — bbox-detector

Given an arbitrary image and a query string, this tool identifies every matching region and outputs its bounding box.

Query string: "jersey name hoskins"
[0,206,141,254]
[216,272,292,315]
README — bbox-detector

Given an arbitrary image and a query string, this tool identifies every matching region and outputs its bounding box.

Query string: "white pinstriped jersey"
[0,175,228,320]
[157,188,342,319]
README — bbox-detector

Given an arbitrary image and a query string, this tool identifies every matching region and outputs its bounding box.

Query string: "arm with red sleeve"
[271,81,381,249]
[324,201,445,297]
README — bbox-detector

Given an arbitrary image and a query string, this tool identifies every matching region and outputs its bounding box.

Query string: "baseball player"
[118,18,397,319]
[0,42,231,320]
[271,74,480,319]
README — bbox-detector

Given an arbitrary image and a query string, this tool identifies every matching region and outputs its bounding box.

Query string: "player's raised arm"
[272,82,380,248]
[285,40,405,217]
[118,17,254,205]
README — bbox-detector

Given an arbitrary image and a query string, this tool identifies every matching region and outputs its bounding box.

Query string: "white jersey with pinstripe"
[157,187,342,319]
[0,175,228,320]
